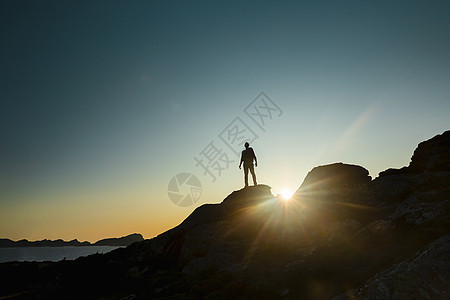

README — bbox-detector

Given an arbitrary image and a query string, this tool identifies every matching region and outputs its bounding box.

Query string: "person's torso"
[242,148,255,163]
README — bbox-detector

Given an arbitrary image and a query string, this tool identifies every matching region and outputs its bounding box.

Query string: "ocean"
[0,246,123,263]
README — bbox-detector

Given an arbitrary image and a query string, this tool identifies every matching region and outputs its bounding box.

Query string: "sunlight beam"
[280,189,294,201]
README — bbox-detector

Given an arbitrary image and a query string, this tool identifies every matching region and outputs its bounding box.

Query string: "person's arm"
[253,149,257,167]
[239,152,243,169]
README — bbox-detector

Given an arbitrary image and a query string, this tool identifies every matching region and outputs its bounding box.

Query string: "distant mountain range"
[0,233,144,247]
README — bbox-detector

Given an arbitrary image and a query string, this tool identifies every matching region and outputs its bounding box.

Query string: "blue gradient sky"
[1,0,449,241]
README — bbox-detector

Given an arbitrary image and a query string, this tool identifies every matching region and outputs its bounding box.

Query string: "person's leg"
[244,164,249,187]
[249,164,257,185]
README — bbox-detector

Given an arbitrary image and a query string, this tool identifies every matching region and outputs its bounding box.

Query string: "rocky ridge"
[0,130,449,299]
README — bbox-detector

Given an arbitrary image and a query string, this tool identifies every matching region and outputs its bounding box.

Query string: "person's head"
[244,142,249,149]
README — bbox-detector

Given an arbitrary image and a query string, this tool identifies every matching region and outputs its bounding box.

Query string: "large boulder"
[373,131,450,218]
[294,163,376,224]
[410,130,450,173]
[378,130,450,177]
[298,162,371,192]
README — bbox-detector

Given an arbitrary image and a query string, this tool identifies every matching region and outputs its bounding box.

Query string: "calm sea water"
[0,246,123,263]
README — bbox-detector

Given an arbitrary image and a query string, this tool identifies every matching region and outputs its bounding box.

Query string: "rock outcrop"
[299,162,371,192]
[410,130,450,173]
[378,130,450,176]
[0,130,448,299]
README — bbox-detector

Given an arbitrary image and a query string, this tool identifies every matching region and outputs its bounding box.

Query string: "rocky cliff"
[1,131,449,299]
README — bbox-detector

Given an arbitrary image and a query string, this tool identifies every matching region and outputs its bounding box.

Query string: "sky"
[1,0,449,242]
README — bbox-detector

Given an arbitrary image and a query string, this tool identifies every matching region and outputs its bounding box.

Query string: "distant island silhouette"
[0,233,144,248]
[0,130,449,299]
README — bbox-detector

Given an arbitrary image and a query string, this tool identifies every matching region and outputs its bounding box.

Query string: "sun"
[280,189,294,201]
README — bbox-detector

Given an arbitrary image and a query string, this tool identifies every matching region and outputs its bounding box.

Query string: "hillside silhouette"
[0,233,144,248]
[1,130,449,299]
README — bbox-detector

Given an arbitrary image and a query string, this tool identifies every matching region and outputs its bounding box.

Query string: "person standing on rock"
[239,142,257,187]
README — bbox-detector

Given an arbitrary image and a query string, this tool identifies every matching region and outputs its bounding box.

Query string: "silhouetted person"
[239,142,257,187]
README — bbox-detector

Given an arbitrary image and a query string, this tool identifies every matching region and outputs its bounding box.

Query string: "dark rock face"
[295,163,377,226]
[378,130,450,176]
[0,130,448,299]
[337,235,450,300]
[299,162,371,192]
[410,130,450,172]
